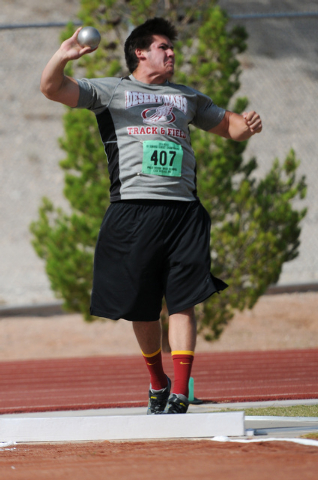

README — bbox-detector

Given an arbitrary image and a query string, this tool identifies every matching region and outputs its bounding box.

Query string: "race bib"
[142,141,183,177]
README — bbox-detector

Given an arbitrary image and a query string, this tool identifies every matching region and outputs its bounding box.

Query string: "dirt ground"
[0,440,318,480]
[1,292,318,360]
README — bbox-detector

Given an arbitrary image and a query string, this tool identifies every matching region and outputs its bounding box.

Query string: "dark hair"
[124,17,177,73]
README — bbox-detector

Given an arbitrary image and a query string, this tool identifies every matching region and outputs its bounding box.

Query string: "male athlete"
[40,18,262,414]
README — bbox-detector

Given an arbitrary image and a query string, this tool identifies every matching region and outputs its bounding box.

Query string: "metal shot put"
[77,27,101,49]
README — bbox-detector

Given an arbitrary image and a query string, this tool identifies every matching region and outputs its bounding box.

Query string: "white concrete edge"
[245,416,318,422]
[211,436,318,447]
[0,411,245,443]
[0,441,16,448]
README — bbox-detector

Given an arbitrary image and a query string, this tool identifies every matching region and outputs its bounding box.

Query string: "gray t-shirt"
[76,74,225,202]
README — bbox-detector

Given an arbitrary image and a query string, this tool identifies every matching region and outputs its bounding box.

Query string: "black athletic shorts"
[90,199,228,322]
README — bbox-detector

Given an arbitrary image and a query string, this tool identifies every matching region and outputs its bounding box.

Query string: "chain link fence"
[1,4,318,307]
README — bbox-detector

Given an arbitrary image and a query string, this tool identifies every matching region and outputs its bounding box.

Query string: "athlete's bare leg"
[133,319,161,354]
[168,307,197,352]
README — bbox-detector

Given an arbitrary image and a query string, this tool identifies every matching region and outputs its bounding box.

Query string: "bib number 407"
[142,140,183,177]
[151,149,176,167]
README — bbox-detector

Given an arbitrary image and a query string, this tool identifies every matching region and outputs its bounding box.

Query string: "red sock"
[171,350,194,397]
[142,348,168,390]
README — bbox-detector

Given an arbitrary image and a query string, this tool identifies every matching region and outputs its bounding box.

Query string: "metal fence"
[0,7,317,307]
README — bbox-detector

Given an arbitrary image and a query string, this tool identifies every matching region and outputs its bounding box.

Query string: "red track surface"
[0,349,317,414]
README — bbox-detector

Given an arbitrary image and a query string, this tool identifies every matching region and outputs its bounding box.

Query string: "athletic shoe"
[166,393,189,414]
[147,376,171,415]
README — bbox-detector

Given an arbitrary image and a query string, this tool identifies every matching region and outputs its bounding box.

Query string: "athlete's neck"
[131,70,171,85]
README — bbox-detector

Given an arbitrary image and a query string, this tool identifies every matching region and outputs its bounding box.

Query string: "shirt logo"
[125,91,188,126]
[142,102,176,125]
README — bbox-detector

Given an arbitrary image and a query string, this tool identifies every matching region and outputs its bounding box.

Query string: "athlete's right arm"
[40,27,94,108]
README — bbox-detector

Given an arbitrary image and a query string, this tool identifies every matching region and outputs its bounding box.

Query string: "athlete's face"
[138,34,175,82]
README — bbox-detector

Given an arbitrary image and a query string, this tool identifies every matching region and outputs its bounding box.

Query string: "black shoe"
[166,393,189,414]
[147,376,171,415]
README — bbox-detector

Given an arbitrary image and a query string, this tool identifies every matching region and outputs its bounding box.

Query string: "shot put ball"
[77,27,101,49]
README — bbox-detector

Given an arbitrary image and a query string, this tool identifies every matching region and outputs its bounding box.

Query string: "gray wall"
[221,0,318,285]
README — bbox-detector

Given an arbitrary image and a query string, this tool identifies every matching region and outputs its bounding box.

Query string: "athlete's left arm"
[209,110,262,141]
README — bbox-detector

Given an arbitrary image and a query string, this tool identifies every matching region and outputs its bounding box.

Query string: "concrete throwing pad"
[0,412,245,443]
